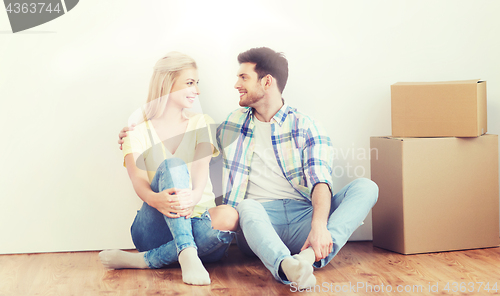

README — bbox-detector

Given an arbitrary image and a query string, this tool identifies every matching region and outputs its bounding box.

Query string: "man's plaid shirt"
[216,102,334,207]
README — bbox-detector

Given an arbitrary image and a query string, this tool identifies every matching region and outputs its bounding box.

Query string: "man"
[119,47,378,288]
[216,47,378,288]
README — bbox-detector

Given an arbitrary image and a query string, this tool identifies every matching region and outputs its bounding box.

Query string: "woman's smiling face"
[169,68,200,109]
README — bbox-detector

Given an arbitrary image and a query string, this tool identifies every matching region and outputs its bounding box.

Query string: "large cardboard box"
[370,135,499,254]
[391,80,487,137]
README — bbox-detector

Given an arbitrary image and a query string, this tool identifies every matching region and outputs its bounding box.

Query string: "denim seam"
[144,252,155,269]
[283,200,290,224]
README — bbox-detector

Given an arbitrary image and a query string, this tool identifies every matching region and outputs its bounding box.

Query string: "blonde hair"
[143,52,197,120]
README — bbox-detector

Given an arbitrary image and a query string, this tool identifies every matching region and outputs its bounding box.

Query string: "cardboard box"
[370,135,499,254]
[391,80,487,137]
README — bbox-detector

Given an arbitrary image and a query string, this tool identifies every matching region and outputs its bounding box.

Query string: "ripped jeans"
[130,158,235,269]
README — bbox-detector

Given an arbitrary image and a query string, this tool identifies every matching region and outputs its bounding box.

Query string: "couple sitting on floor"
[99,47,378,288]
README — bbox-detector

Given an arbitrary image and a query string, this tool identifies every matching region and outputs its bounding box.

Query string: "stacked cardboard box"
[370,80,499,255]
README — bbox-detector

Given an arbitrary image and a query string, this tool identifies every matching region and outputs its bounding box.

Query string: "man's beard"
[239,86,265,107]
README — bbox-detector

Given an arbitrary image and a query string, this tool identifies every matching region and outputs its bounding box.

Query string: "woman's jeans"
[130,158,234,269]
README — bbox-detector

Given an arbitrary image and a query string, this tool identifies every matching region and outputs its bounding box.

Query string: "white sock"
[178,247,210,285]
[297,247,316,265]
[99,249,149,269]
[281,255,316,289]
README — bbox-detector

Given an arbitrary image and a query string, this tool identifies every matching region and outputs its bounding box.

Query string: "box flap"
[392,79,482,86]
[371,136,404,141]
[391,79,486,137]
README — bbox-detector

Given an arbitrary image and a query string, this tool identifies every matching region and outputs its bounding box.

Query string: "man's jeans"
[236,178,378,284]
[130,158,234,269]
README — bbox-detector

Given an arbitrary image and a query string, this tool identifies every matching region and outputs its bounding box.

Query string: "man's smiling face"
[234,62,266,108]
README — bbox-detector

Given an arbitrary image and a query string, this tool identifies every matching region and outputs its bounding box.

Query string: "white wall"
[1,0,499,254]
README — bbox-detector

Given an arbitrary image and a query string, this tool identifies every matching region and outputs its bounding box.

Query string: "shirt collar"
[243,99,293,127]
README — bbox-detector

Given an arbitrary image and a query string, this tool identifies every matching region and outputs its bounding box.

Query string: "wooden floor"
[1,242,499,296]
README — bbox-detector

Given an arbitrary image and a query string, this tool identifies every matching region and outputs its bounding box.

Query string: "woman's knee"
[154,158,190,190]
[156,158,188,178]
[209,205,239,231]
[161,157,187,168]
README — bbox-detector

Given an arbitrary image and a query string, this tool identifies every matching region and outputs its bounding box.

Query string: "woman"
[99,52,238,286]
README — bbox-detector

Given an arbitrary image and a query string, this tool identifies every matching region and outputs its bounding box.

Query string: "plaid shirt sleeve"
[301,118,334,197]
[216,108,253,207]
[270,105,334,201]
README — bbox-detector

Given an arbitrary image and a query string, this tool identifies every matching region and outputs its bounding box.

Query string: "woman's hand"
[175,189,195,209]
[175,206,195,219]
[148,188,194,218]
[175,189,196,218]
[118,124,135,150]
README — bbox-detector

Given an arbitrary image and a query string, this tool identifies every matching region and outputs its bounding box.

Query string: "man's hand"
[301,224,333,262]
[118,124,135,150]
[304,182,333,262]
[149,188,194,218]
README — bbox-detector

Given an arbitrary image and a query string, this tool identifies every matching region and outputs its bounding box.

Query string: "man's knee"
[236,198,261,214]
[352,178,379,206]
[236,199,268,226]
